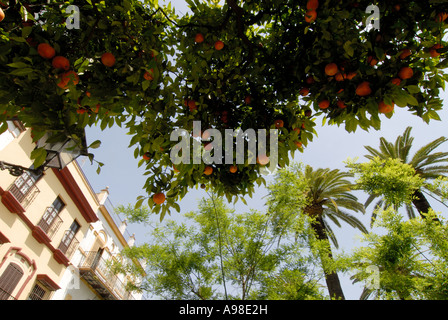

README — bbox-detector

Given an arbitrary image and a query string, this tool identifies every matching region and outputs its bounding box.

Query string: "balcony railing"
[37,210,63,240]
[8,182,40,210]
[79,251,135,300]
[57,231,79,260]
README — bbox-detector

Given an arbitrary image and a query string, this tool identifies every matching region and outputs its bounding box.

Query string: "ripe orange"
[0,8,5,22]
[93,104,100,113]
[299,87,310,96]
[215,41,224,50]
[144,69,154,80]
[101,52,116,67]
[305,10,317,23]
[295,141,303,148]
[143,152,151,161]
[195,33,204,43]
[294,127,301,135]
[430,44,443,58]
[391,77,402,86]
[337,100,347,109]
[355,81,372,96]
[57,70,79,89]
[52,56,70,70]
[325,63,338,76]
[244,95,252,105]
[399,49,412,59]
[204,166,213,175]
[257,154,270,166]
[367,56,378,66]
[229,165,238,173]
[319,100,330,109]
[76,108,86,114]
[435,12,448,22]
[306,76,315,84]
[38,43,56,59]
[346,71,357,80]
[335,73,345,82]
[275,119,284,128]
[188,100,197,111]
[306,0,319,10]
[153,192,166,205]
[378,101,394,114]
[398,67,413,80]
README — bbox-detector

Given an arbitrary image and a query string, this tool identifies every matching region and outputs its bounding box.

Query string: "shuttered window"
[0,263,24,300]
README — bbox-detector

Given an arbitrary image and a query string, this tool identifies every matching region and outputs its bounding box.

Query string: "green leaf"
[88,140,102,149]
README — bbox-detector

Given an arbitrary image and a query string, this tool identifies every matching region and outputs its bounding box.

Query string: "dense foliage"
[1,0,448,216]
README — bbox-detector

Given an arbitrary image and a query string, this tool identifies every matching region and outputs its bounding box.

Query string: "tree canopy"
[1,0,448,217]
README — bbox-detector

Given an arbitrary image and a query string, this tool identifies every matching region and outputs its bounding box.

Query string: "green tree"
[1,1,448,215]
[267,164,367,300]
[349,207,448,300]
[115,195,325,300]
[362,126,448,220]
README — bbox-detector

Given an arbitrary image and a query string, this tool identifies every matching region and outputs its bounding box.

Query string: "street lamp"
[0,130,88,177]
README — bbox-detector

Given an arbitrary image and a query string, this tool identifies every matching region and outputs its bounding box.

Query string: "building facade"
[0,122,143,300]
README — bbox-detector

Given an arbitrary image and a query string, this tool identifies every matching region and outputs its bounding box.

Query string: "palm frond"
[325,209,369,234]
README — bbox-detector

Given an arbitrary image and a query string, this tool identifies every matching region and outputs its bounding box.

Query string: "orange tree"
[1,0,448,219]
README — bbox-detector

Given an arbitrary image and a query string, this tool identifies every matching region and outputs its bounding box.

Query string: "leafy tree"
[1,1,448,216]
[349,207,448,300]
[114,195,325,300]
[267,164,367,300]
[361,126,448,220]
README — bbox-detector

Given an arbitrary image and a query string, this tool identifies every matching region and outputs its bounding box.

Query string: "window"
[9,169,42,204]
[38,197,65,234]
[27,284,48,300]
[0,263,23,300]
[58,220,81,257]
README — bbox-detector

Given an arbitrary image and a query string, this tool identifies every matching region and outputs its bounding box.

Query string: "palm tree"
[364,126,448,221]
[302,165,367,300]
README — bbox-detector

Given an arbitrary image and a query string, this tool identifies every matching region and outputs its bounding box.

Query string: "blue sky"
[78,1,448,300]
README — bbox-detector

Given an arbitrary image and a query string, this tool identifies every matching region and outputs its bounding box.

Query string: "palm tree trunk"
[412,189,440,222]
[311,214,346,300]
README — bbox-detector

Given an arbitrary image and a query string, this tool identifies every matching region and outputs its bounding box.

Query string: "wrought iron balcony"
[78,251,135,300]
[57,231,79,261]
[8,180,40,210]
[36,209,63,241]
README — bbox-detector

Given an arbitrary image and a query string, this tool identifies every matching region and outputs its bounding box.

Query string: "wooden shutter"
[0,263,24,300]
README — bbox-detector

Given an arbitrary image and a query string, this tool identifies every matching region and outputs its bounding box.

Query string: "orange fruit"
[436,12,448,22]
[244,95,252,104]
[0,8,5,22]
[144,69,154,80]
[294,127,301,135]
[325,63,338,76]
[319,100,330,109]
[391,77,402,86]
[398,67,413,80]
[76,108,86,114]
[275,119,284,128]
[153,192,166,205]
[337,100,347,109]
[295,141,303,148]
[188,100,197,111]
[52,56,70,70]
[378,101,394,114]
[38,43,56,59]
[215,41,224,50]
[57,70,79,89]
[195,33,204,43]
[305,10,317,23]
[306,0,319,10]
[346,71,357,80]
[367,56,378,66]
[355,81,372,96]
[257,154,270,166]
[143,152,151,161]
[299,87,310,96]
[306,76,315,84]
[335,73,345,81]
[229,165,238,173]
[204,166,213,175]
[430,44,443,58]
[101,52,116,67]
[399,49,412,59]
[93,104,100,113]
